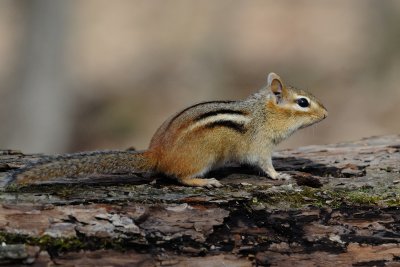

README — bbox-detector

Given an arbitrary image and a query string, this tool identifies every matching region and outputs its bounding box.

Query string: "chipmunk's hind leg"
[174,159,223,188]
[155,146,223,188]
[177,176,222,188]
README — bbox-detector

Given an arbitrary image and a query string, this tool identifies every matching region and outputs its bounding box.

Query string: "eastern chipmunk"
[7,73,327,188]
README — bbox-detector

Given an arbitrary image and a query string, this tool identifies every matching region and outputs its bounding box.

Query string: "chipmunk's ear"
[268,72,283,94]
[267,72,284,96]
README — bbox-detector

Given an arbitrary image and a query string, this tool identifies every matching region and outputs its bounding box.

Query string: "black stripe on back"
[193,109,247,122]
[204,120,247,134]
[165,100,235,130]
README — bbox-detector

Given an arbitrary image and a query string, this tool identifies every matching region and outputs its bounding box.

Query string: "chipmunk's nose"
[323,109,328,119]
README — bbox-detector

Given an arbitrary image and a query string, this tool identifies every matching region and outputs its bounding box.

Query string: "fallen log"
[0,135,399,266]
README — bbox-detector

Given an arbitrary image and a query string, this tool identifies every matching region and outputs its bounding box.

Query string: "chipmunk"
[7,73,327,188]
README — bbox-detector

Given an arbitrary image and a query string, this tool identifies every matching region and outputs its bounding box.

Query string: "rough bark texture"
[0,135,399,266]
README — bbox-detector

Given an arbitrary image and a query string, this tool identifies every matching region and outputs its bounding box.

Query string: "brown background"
[0,0,399,153]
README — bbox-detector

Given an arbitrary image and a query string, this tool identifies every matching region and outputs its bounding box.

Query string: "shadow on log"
[0,135,399,266]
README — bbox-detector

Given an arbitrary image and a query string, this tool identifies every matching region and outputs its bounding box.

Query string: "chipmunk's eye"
[296,98,310,108]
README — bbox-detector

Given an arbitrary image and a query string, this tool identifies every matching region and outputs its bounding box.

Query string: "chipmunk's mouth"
[299,115,326,129]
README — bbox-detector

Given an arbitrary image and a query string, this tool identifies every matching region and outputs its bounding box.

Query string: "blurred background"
[0,0,399,154]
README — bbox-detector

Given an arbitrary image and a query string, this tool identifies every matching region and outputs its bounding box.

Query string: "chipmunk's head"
[265,72,328,137]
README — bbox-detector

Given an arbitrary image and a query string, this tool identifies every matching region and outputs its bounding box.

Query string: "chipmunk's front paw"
[267,170,291,180]
[276,172,291,180]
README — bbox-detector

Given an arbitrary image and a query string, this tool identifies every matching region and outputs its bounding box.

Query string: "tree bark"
[0,135,399,266]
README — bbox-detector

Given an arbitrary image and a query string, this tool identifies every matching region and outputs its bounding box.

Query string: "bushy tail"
[7,150,154,185]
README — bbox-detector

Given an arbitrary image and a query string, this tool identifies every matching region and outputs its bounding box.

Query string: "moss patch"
[0,232,146,254]
[252,187,400,209]
[0,232,84,253]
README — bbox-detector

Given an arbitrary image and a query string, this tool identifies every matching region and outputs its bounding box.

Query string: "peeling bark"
[0,135,399,266]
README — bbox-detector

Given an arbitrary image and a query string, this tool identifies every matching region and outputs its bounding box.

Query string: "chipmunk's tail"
[6,150,155,186]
